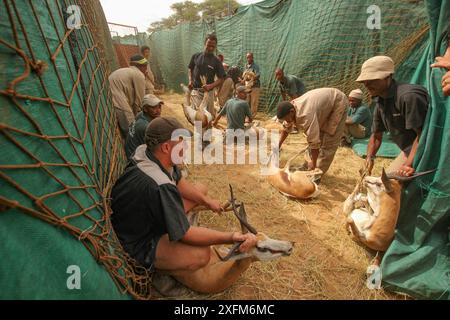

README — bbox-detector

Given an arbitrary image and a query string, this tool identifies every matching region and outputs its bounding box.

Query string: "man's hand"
[397,164,415,177]
[307,161,315,171]
[232,232,258,253]
[431,55,450,96]
[204,198,224,214]
[441,71,450,96]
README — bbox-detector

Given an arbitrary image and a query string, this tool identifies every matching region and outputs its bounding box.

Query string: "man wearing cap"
[111,117,257,276]
[188,34,226,118]
[276,88,349,174]
[243,52,261,118]
[125,94,163,159]
[356,56,429,176]
[275,68,306,102]
[109,54,148,138]
[342,89,372,144]
[213,85,253,133]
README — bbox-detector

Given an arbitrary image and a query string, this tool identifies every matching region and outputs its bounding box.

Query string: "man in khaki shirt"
[109,54,147,138]
[141,46,157,95]
[276,88,348,174]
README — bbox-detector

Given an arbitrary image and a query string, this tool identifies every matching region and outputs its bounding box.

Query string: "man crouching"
[111,117,256,276]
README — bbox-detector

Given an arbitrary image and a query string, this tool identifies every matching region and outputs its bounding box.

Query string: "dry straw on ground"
[158,93,407,300]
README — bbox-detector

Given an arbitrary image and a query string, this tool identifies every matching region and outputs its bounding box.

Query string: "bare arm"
[181,227,257,252]
[398,128,422,176]
[279,129,289,149]
[188,69,193,90]
[178,178,223,213]
[308,148,320,170]
[204,78,224,92]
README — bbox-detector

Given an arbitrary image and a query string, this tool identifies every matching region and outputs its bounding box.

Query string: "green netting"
[147,0,429,113]
[0,0,150,300]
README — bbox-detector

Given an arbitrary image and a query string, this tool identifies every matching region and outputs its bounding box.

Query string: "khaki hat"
[236,85,251,93]
[349,89,363,100]
[145,117,191,148]
[356,56,395,82]
[142,94,163,107]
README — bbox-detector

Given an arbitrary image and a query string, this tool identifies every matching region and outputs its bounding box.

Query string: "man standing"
[276,88,348,174]
[111,117,256,277]
[125,94,163,159]
[109,54,147,138]
[188,34,226,118]
[275,68,306,101]
[243,52,261,117]
[356,56,429,176]
[342,89,372,144]
[141,46,157,95]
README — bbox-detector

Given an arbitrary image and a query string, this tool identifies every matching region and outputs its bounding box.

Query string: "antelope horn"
[387,169,437,182]
[228,185,258,235]
[381,168,393,193]
[284,145,309,171]
[217,242,243,262]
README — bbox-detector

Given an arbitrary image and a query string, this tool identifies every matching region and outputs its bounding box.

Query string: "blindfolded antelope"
[170,186,294,294]
[266,147,323,200]
[181,76,213,129]
[344,168,435,252]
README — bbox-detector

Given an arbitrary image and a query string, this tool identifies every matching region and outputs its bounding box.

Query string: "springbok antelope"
[181,76,213,129]
[242,70,257,90]
[266,147,323,200]
[344,168,435,253]
[163,186,294,295]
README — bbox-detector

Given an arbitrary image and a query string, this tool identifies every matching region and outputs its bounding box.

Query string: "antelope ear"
[381,168,393,193]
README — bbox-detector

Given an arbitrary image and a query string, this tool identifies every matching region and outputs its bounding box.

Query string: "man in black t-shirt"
[188,34,226,118]
[356,56,429,177]
[111,117,257,275]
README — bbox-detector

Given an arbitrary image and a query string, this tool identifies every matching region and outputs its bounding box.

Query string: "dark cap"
[130,54,148,65]
[277,101,295,119]
[145,117,191,148]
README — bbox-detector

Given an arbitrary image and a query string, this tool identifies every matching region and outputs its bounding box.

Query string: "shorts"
[142,235,162,272]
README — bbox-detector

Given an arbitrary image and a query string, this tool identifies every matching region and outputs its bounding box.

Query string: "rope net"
[0,0,152,299]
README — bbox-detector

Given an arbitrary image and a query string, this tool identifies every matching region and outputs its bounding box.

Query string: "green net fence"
[0,0,152,299]
[147,0,430,113]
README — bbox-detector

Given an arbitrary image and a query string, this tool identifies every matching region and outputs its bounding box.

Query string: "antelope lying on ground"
[344,168,435,252]
[266,147,323,200]
[155,186,294,295]
[180,76,213,129]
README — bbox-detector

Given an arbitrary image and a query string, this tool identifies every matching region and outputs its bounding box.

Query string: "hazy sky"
[100,0,261,33]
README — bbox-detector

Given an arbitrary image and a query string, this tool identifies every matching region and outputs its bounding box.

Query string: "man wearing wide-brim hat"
[357,56,429,177]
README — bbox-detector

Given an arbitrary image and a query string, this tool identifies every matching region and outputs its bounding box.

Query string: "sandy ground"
[157,92,406,300]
